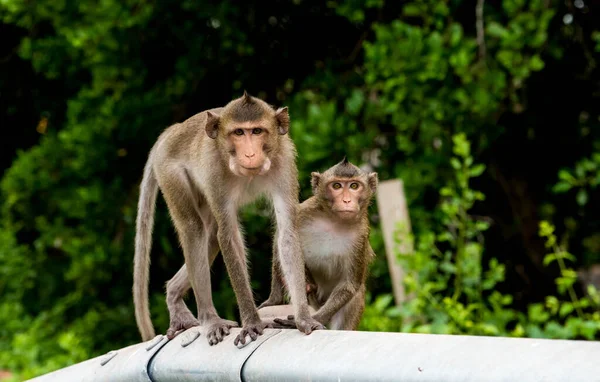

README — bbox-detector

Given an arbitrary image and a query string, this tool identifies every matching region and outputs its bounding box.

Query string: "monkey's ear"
[368,172,378,192]
[205,111,220,139]
[275,107,290,135]
[311,172,321,194]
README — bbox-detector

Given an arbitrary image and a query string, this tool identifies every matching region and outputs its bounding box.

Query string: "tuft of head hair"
[226,91,272,122]
[329,156,361,178]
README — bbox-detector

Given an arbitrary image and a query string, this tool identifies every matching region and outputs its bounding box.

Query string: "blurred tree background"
[0,0,599,379]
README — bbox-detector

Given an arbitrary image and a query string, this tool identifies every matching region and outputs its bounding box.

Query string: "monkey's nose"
[245,153,256,158]
[343,200,351,204]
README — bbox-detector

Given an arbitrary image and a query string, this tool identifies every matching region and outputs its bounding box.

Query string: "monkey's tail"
[133,159,159,341]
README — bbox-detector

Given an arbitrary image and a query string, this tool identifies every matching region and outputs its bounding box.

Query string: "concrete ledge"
[28,322,600,382]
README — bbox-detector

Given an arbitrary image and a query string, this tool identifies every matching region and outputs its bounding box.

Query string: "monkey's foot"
[233,321,273,346]
[257,297,283,310]
[273,315,326,333]
[166,314,200,340]
[206,318,239,346]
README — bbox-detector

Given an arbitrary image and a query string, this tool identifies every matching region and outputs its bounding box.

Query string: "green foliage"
[1,0,599,378]
[360,135,600,341]
[533,221,600,339]
[362,133,520,336]
[553,153,600,207]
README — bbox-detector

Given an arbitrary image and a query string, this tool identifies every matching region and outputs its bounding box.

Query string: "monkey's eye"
[350,182,359,190]
[234,129,244,136]
[332,183,342,190]
[252,128,263,135]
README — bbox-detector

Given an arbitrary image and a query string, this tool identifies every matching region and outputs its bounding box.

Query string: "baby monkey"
[259,157,377,330]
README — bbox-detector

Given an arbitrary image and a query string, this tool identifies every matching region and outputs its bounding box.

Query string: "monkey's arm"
[272,278,357,329]
[312,281,358,325]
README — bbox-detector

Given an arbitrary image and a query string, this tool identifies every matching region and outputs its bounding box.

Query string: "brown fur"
[259,158,378,330]
[133,93,324,346]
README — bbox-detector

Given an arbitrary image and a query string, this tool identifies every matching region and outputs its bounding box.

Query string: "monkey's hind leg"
[329,287,366,331]
[160,169,237,345]
[165,265,200,339]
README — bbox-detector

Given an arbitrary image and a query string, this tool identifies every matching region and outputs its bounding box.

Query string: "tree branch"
[476,0,486,61]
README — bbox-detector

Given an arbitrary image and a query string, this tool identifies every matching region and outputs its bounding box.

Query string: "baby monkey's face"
[311,158,378,222]
[326,178,367,219]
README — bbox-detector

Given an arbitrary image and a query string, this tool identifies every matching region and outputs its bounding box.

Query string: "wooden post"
[375,179,413,305]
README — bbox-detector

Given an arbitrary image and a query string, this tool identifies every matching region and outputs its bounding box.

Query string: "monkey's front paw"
[233,321,273,346]
[291,315,326,334]
[272,315,325,333]
[272,315,296,329]
[166,316,200,340]
[296,318,326,334]
[206,318,239,346]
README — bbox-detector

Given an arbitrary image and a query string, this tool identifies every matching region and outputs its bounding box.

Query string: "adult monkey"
[133,92,324,346]
[259,158,377,330]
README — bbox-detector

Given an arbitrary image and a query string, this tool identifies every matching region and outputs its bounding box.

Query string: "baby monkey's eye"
[332,182,342,189]
[252,128,263,135]
[350,182,359,190]
[234,129,244,136]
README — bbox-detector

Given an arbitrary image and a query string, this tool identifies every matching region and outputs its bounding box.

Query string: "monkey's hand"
[233,320,273,346]
[296,316,325,334]
[272,315,326,333]
[272,315,296,329]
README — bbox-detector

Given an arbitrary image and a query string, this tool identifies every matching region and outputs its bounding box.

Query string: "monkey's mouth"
[335,208,359,214]
[238,164,266,177]
[240,165,262,170]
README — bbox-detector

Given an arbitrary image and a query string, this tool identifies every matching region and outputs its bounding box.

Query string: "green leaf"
[440,187,453,196]
[543,253,557,266]
[545,296,559,314]
[474,220,490,232]
[555,251,576,263]
[487,22,508,38]
[529,55,545,71]
[403,4,421,17]
[559,303,575,318]
[558,170,575,183]
[528,303,550,323]
[374,294,394,311]
[576,189,588,206]
[552,181,571,193]
[345,89,365,116]
[579,320,600,340]
[561,269,578,279]
[469,164,485,177]
[450,158,461,170]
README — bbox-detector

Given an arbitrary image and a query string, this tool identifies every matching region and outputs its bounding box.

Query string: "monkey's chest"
[300,222,355,283]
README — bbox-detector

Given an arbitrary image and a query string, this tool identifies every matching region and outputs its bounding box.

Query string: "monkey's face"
[206,94,290,178]
[312,160,378,221]
[325,178,370,220]
[222,120,274,177]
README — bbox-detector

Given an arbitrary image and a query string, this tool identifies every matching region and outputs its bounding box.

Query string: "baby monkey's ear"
[311,172,322,195]
[368,172,378,192]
